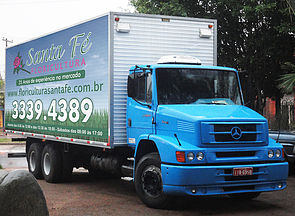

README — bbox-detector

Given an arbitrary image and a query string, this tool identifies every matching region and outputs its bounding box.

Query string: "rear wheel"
[228,192,261,200]
[27,143,43,179]
[134,152,171,209]
[41,144,62,183]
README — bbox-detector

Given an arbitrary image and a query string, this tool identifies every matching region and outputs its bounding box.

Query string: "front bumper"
[161,162,288,196]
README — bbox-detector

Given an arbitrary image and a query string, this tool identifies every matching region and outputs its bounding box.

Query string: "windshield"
[156,68,242,105]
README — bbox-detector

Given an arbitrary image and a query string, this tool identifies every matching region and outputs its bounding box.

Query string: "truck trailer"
[5,12,288,208]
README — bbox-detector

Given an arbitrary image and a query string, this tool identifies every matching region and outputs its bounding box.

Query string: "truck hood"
[156,104,268,148]
[157,104,265,122]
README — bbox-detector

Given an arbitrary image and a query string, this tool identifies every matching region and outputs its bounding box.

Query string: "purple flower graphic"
[13,52,30,74]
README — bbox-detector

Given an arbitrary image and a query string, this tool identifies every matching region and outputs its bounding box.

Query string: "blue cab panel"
[127,63,288,196]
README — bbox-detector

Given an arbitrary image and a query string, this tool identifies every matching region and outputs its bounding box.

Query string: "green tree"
[278,62,295,93]
[286,0,295,14]
[276,1,295,95]
[131,0,295,115]
[131,0,186,16]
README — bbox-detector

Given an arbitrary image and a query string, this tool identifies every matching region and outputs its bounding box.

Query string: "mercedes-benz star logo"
[231,126,242,140]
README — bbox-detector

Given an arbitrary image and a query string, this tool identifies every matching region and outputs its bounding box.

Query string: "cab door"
[126,70,154,147]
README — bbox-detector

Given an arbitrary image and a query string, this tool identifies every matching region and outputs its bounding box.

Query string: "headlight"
[187,152,195,161]
[275,149,281,158]
[196,152,204,161]
[268,150,274,158]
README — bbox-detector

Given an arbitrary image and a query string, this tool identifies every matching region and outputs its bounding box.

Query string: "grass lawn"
[0,138,12,143]
[0,138,24,143]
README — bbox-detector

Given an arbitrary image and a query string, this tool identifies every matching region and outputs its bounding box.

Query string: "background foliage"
[131,0,295,115]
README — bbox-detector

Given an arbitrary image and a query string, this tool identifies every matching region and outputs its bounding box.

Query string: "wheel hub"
[141,166,162,197]
[43,152,51,176]
[29,151,36,172]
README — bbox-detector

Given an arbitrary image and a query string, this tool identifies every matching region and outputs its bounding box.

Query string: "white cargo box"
[5,12,217,148]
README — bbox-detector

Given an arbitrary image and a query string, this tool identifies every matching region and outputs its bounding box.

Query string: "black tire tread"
[27,143,43,179]
[41,144,62,183]
[134,152,171,209]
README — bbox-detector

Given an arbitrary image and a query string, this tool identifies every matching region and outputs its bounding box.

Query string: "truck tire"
[27,143,43,179]
[134,152,170,209]
[41,144,62,183]
[228,192,261,200]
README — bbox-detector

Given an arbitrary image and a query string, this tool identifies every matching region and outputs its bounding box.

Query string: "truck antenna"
[174,134,182,146]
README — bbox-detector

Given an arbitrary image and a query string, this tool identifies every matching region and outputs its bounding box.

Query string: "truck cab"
[126,56,288,208]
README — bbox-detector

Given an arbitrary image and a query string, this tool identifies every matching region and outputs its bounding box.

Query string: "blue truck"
[4,12,288,208]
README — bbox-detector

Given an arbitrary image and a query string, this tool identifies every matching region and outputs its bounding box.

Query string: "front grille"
[214,124,256,132]
[214,124,257,142]
[201,121,267,145]
[216,151,256,158]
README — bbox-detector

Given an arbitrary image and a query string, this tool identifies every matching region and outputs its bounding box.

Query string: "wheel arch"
[134,134,186,168]
[134,139,159,168]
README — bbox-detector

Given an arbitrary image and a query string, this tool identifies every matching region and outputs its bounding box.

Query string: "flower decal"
[13,52,30,74]
[13,57,21,68]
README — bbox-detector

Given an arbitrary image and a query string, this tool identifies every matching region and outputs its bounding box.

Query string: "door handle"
[128,118,132,127]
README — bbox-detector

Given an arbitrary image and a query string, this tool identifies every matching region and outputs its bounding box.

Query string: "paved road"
[0,144,26,170]
[1,144,295,216]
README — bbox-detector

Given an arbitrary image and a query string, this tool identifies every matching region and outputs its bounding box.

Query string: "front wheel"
[134,152,170,209]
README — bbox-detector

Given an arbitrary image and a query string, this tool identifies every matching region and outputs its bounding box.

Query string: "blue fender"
[134,134,200,165]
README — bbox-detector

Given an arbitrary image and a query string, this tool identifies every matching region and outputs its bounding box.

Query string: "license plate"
[233,167,253,176]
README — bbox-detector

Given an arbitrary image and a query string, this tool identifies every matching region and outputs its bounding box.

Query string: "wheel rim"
[29,151,36,172]
[43,152,51,176]
[141,165,162,197]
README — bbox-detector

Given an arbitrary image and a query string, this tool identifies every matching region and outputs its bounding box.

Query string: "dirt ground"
[38,171,295,216]
[1,142,295,216]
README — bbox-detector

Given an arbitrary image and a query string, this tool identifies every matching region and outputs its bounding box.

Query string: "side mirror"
[127,74,135,98]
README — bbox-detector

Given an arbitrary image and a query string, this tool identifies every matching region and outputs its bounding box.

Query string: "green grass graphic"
[5,109,109,142]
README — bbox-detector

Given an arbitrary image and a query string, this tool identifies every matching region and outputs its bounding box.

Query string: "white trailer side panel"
[111,13,217,146]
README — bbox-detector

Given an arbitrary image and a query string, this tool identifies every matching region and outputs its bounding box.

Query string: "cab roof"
[129,64,237,73]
